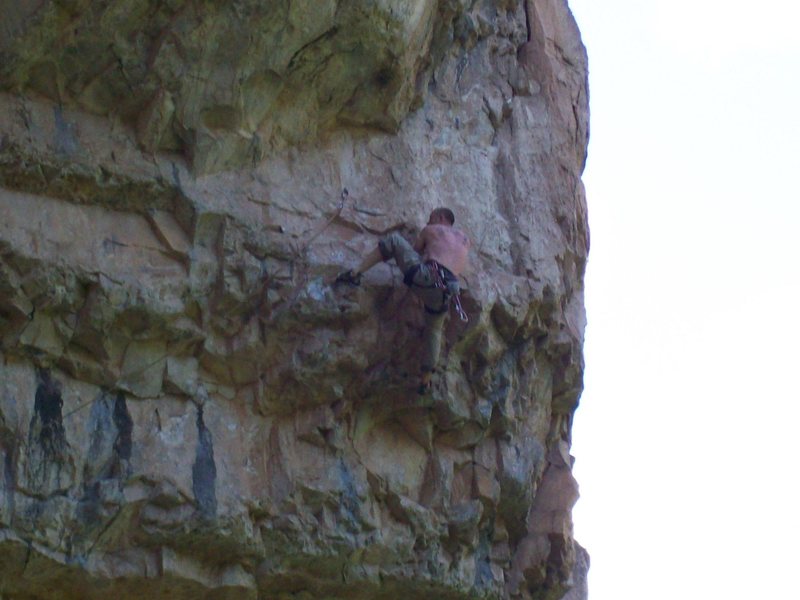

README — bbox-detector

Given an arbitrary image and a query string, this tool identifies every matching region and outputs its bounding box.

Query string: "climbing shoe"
[335,269,362,286]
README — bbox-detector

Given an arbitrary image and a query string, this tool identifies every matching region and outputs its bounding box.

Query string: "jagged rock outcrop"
[0,1,589,599]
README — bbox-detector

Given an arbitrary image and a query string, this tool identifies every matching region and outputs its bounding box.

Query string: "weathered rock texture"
[0,0,589,598]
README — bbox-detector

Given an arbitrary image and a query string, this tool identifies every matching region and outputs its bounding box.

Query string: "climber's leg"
[418,306,447,393]
[339,233,421,285]
[376,232,421,275]
[354,247,384,276]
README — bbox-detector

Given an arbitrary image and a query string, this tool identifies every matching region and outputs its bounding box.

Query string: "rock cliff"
[0,0,589,598]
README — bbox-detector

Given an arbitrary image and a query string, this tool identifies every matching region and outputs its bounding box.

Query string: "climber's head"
[428,207,455,226]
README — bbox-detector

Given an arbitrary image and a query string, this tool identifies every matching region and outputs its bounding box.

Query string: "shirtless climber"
[336,208,471,393]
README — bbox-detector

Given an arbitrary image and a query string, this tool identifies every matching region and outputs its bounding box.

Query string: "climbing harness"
[410,260,469,323]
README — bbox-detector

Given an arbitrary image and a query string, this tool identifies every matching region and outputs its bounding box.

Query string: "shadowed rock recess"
[0,0,590,598]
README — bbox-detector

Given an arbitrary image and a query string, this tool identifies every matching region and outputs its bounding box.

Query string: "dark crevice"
[112,392,133,463]
[24,368,72,496]
[192,404,217,517]
[3,443,17,516]
[77,390,133,528]
[33,368,66,460]
[524,0,532,42]
[286,26,340,71]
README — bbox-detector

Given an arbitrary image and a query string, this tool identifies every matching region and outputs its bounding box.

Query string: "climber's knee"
[377,236,395,261]
[379,233,419,273]
[420,307,446,372]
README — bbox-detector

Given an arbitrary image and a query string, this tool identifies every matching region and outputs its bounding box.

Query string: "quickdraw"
[453,290,469,323]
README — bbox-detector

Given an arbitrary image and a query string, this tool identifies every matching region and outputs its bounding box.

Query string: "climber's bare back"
[416,224,470,276]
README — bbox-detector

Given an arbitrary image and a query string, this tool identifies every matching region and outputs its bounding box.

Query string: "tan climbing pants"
[378,232,457,372]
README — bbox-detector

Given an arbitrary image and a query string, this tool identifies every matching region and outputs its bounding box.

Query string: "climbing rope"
[266,188,351,324]
[298,188,349,256]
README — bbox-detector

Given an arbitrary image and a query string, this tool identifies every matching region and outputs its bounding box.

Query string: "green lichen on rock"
[1,0,458,173]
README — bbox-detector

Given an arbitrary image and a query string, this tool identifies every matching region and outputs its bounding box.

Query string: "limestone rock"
[0,0,589,598]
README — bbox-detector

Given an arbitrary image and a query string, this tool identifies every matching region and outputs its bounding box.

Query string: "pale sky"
[566,0,800,598]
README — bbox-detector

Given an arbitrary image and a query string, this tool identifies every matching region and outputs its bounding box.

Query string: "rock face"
[0,1,589,599]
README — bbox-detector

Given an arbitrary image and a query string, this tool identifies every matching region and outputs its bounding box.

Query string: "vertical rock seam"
[192,404,217,518]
